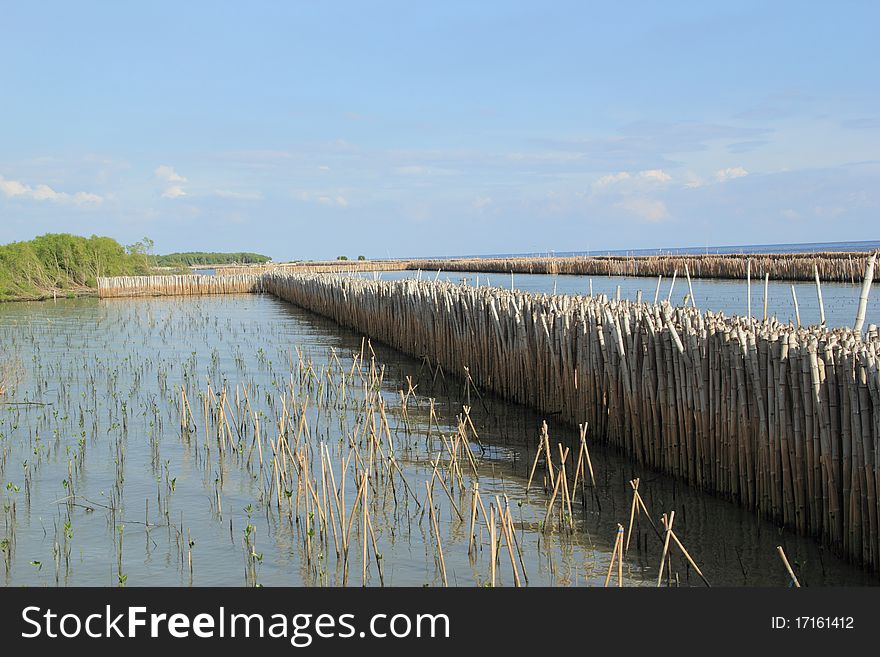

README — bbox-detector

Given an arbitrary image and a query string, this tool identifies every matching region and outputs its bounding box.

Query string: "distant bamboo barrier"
[213,261,406,276]
[97,274,264,298]
[408,252,880,283]
[263,272,880,570]
[213,252,880,282]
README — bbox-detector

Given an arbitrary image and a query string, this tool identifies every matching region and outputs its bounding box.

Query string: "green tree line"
[0,233,152,300]
[154,252,271,266]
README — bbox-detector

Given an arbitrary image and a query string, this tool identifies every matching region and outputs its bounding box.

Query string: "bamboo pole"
[747,259,752,319]
[685,263,696,309]
[776,545,801,587]
[666,269,678,304]
[763,273,769,321]
[657,511,675,587]
[814,265,825,328]
[854,252,877,333]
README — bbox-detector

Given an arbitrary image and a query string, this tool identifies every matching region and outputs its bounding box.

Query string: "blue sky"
[1,1,877,259]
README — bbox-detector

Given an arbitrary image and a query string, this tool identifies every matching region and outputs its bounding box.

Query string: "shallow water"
[0,294,875,586]
[373,270,880,330]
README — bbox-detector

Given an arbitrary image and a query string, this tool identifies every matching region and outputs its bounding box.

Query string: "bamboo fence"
[97,274,264,298]
[96,270,880,570]
[213,252,879,282]
[408,252,880,283]
[213,260,406,276]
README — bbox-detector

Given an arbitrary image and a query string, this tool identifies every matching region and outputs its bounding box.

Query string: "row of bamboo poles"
[212,260,405,276]
[212,251,879,282]
[407,252,880,283]
[97,274,264,298]
[259,272,880,570]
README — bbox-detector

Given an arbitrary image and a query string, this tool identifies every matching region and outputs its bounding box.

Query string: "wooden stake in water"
[763,272,769,321]
[790,285,801,327]
[684,263,696,308]
[668,528,710,587]
[746,259,752,319]
[666,270,677,304]
[776,545,800,587]
[425,482,448,587]
[814,265,825,328]
[656,511,675,587]
[853,251,877,333]
[604,524,624,587]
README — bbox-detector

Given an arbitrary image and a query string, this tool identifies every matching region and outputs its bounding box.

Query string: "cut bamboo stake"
[625,479,640,553]
[669,529,710,587]
[616,524,624,586]
[685,263,696,308]
[425,481,448,587]
[666,270,678,303]
[776,545,801,588]
[571,423,596,492]
[489,507,497,587]
[763,272,770,321]
[656,511,675,587]
[604,524,624,587]
[854,251,877,333]
[495,496,522,587]
[791,285,801,328]
[814,265,825,328]
[747,259,752,319]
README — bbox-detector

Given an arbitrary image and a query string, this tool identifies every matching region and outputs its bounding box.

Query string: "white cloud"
[594,169,671,191]
[213,189,262,201]
[0,178,29,197]
[161,185,187,199]
[155,165,188,183]
[155,165,188,199]
[594,171,631,188]
[0,175,103,205]
[617,198,669,223]
[715,166,749,182]
[317,195,348,207]
[639,169,672,182]
[472,196,493,209]
[73,191,104,204]
[780,208,800,220]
